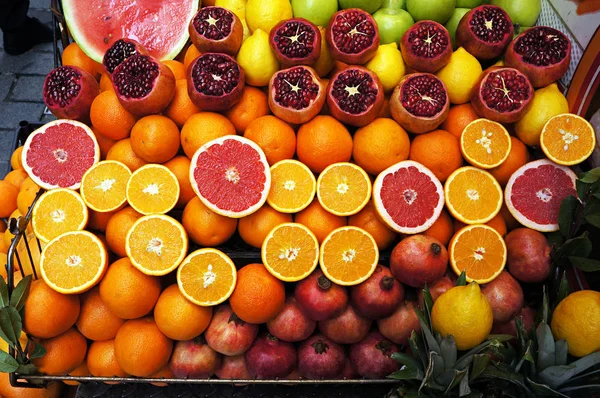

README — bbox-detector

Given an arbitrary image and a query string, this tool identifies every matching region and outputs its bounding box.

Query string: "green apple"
[291,0,339,26]
[373,8,414,44]
[381,0,406,10]
[338,0,383,14]
[490,0,541,27]
[406,0,456,24]
[456,0,482,7]
[445,8,470,49]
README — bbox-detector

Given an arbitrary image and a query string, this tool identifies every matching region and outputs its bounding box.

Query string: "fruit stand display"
[1,0,599,397]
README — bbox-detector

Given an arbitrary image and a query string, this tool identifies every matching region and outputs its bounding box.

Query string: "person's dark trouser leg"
[0,0,30,32]
[1,0,53,56]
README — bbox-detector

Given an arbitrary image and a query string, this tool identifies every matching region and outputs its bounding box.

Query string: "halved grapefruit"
[22,120,100,190]
[373,160,444,234]
[189,136,271,218]
[505,159,577,232]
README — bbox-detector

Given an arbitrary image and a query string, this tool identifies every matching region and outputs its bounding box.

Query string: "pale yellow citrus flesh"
[444,167,502,224]
[126,164,180,215]
[460,119,511,169]
[317,163,372,217]
[32,189,88,243]
[80,160,131,212]
[540,113,596,166]
[267,160,316,213]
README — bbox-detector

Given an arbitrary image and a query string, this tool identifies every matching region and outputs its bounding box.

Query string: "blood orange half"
[505,159,577,232]
[373,160,444,234]
[190,136,271,218]
[22,120,100,190]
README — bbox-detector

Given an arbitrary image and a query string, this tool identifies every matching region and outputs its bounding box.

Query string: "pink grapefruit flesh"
[373,160,445,234]
[22,120,100,190]
[505,159,577,232]
[189,136,271,218]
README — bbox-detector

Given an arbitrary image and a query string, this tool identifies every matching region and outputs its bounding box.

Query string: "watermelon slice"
[63,0,199,63]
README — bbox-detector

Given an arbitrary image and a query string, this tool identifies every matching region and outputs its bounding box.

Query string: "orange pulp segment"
[126,164,180,215]
[444,167,502,224]
[540,113,596,166]
[460,119,511,169]
[32,189,88,243]
[80,160,132,212]
[267,160,316,213]
[317,162,371,216]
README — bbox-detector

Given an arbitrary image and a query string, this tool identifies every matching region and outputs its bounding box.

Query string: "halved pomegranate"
[456,5,514,61]
[187,52,246,112]
[326,66,384,127]
[390,73,450,134]
[471,67,533,124]
[43,65,99,123]
[400,20,452,73]
[189,6,243,56]
[112,54,176,116]
[326,8,379,65]
[268,65,325,124]
[269,18,321,67]
[505,26,572,88]
[102,38,147,76]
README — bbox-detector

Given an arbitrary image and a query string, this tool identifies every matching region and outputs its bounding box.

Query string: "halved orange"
[32,189,88,243]
[177,248,237,307]
[540,113,596,166]
[460,119,511,169]
[261,222,319,282]
[319,226,378,286]
[40,231,108,294]
[125,214,188,276]
[126,164,180,215]
[449,224,507,284]
[317,162,371,217]
[267,160,316,213]
[80,160,131,212]
[444,167,502,224]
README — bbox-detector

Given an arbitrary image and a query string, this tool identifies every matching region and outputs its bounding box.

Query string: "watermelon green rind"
[62,0,199,63]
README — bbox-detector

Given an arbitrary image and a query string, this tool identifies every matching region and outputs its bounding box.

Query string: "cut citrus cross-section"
[319,226,378,286]
[540,113,596,166]
[40,230,108,294]
[267,160,316,213]
[261,222,319,282]
[32,188,88,243]
[126,164,180,215]
[444,166,502,224]
[125,214,189,276]
[317,162,371,217]
[449,224,507,284]
[80,160,132,213]
[177,248,237,306]
[460,119,511,169]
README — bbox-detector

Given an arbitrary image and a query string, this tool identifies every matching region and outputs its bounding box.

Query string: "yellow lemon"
[245,0,292,34]
[515,83,569,147]
[551,290,600,357]
[215,0,251,40]
[365,43,406,93]
[436,47,482,105]
[237,28,280,87]
[313,26,335,78]
[431,282,493,350]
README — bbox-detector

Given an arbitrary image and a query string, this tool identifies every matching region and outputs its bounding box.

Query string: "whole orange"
[225,87,270,134]
[409,129,463,182]
[150,366,175,387]
[423,209,454,247]
[99,257,161,319]
[183,196,238,246]
[181,112,236,158]
[490,136,530,186]
[99,73,113,92]
[0,181,18,218]
[348,201,396,249]
[485,214,507,237]
[23,279,80,339]
[500,203,521,231]
[87,209,114,233]
[229,263,286,324]
[154,284,213,341]
[441,103,479,139]
[353,118,410,175]
[295,199,347,243]
[62,42,101,79]
[63,362,90,386]
[10,146,23,170]
[87,339,129,378]
[163,80,200,128]
[296,115,352,173]
[130,115,181,163]
[33,328,87,375]
[243,115,296,165]
[238,204,292,248]
[164,156,196,208]
[90,90,137,141]
[183,45,201,71]
[17,182,40,215]
[106,138,147,172]
[76,286,125,341]
[114,317,173,377]
[4,169,28,189]
[378,97,392,118]
[91,127,116,159]
[0,372,62,397]
[163,60,186,80]
[105,206,142,257]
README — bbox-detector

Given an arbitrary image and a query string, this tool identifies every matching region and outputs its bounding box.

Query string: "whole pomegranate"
[215,355,252,380]
[417,275,455,307]
[482,271,524,323]
[244,333,297,379]
[336,358,359,380]
[297,334,345,379]
[318,304,372,344]
[505,228,551,283]
[390,235,448,288]
[204,303,259,356]
[350,332,400,379]
[350,265,404,319]
[491,306,536,337]
[377,300,421,346]
[266,296,316,342]
[169,337,222,379]
[295,269,348,321]
[43,66,99,123]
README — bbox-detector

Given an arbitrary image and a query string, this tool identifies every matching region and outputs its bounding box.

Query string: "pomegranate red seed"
[272,67,320,110]
[192,6,234,40]
[400,75,447,117]
[330,68,379,115]
[272,20,317,60]
[404,22,450,58]
[103,39,140,74]
[513,27,570,67]
[468,6,511,44]
[480,69,531,113]
[331,10,376,54]
[191,53,242,96]
[44,66,82,108]
[113,55,159,99]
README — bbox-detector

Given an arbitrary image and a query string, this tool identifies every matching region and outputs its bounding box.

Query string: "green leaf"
[0,349,19,373]
[9,275,31,312]
[391,352,423,370]
[558,195,580,237]
[0,277,8,308]
[445,369,467,394]
[554,339,568,367]
[537,351,600,390]
[29,341,46,360]
[420,352,445,392]
[470,354,490,381]
[16,364,37,374]
[480,365,529,392]
[388,365,422,381]
[579,167,600,183]
[547,231,565,249]
[416,311,441,354]
[455,340,494,370]
[556,272,570,306]
[459,368,471,396]
[456,271,467,286]
[526,378,569,397]
[568,256,600,272]
[440,334,457,370]
[542,286,550,325]
[0,307,21,348]
[422,285,434,322]
[555,234,593,262]
[536,322,556,371]
[410,330,428,368]
[584,197,600,228]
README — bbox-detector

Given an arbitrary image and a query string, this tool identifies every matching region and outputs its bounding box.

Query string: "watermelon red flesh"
[62,0,199,63]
